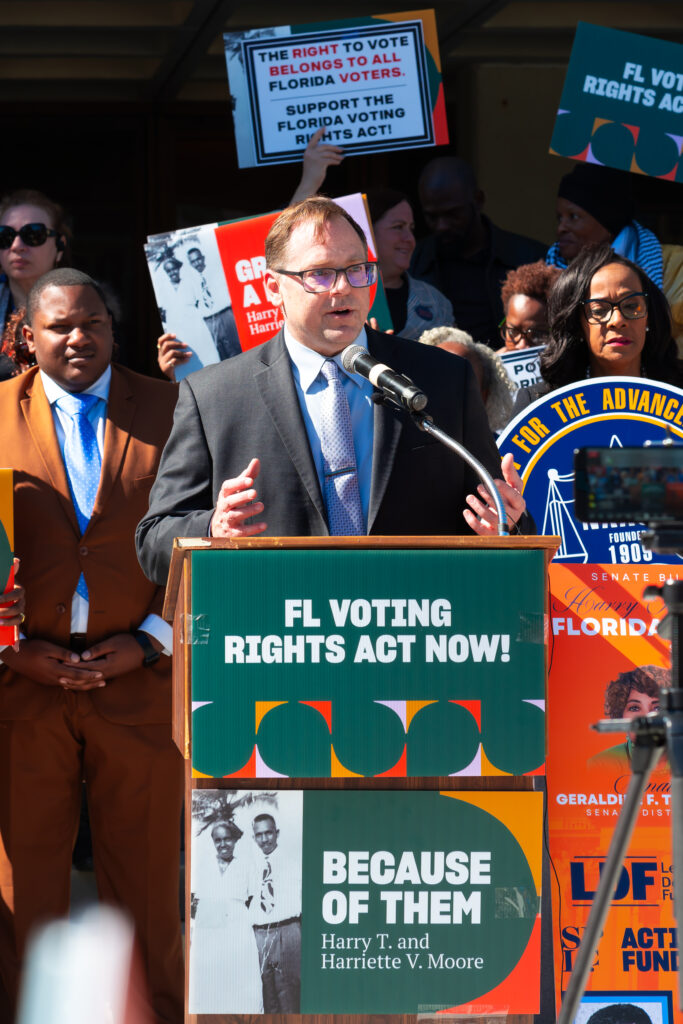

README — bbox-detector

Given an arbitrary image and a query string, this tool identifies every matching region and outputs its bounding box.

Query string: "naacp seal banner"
[497,376,683,565]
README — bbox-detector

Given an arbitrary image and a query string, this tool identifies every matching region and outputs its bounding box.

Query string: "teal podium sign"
[187,544,548,779]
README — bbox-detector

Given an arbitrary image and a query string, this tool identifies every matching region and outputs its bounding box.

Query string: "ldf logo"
[571,859,657,901]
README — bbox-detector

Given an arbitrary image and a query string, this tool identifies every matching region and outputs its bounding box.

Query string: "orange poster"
[547,563,678,1023]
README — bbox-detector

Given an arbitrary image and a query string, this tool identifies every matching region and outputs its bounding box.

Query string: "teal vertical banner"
[550,22,683,181]
[189,547,546,778]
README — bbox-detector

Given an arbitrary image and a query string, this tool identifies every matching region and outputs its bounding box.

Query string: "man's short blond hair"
[265,197,368,269]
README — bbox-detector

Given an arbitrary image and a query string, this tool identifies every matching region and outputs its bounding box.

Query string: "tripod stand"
[557,576,683,1024]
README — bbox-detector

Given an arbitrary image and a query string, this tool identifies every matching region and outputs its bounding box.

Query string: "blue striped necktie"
[56,392,102,600]
[318,360,364,536]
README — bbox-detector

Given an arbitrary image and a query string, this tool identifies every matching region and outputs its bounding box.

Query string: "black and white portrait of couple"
[189,789,303,1015]
[145,222,241,380]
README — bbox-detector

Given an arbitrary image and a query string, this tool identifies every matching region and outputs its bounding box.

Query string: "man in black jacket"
[411,156,547,347]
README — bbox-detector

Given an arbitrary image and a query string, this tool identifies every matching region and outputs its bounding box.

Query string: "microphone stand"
[372,391,510,537]
[556,572,683,1024]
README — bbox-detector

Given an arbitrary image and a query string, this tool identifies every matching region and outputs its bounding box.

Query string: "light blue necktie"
[318,360,364,536]
[56,392,102,600]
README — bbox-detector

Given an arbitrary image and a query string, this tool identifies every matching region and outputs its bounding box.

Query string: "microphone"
[341,345,428,413]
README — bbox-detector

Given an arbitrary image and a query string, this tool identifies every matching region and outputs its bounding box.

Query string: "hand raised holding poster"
[289,127,345,205]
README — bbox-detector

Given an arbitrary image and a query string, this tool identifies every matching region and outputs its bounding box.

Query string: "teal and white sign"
[551,22,683,181]
[189,547,547,779]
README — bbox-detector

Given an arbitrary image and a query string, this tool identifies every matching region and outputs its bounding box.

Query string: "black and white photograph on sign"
[189,789,303,1015]
[224,18,433,168]
[144,222,241,381]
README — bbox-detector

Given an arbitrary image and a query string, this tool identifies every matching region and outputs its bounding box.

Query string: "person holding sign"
[0,559,25,652]
[137,197,529,583]
[513,245,683,412]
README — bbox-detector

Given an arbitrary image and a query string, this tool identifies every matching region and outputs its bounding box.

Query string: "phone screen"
[574,446,683,523]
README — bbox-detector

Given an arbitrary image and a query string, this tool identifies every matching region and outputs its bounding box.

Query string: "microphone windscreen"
[341,345,367,373]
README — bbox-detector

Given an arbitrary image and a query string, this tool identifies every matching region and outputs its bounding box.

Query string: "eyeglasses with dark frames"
[499,323,551,346]
[274,262,378,293]
[582,292,648,325]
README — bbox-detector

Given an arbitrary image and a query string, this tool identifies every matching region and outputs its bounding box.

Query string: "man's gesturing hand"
[463,452,527,535]
[210,458,268,538]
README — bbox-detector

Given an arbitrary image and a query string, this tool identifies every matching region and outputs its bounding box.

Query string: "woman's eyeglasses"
[499,323,550,346]
[0,223,60,250]
[582,292,648,324]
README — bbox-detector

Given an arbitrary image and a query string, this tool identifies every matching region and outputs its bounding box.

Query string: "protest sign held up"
[224,10,448,169]
[551,22,683,181]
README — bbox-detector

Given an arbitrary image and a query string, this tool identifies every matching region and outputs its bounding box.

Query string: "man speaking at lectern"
[136,197,527,583]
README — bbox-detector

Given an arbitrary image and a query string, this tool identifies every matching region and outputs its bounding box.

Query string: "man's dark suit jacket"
[136,327,506,585]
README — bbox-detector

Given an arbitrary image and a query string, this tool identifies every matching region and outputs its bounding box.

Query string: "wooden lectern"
[164,535,559,1024]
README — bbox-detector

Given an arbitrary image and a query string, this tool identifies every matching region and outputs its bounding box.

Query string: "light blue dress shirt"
[40,367,172,652]
[283,327,375,529]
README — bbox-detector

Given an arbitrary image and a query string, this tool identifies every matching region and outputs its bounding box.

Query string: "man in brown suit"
[0,268,183,1023]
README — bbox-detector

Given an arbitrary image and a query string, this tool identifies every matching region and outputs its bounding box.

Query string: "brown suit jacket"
[0,364,177,724]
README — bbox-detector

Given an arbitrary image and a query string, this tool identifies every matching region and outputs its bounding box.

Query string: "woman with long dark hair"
[513,243,683,411]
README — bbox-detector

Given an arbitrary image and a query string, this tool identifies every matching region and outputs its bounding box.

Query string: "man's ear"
[474,189,485,211]
[264,269,283,308]
[22,323,35,353]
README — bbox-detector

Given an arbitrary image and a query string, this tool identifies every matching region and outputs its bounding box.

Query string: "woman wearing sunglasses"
[512,243,683,413]
[0,189,70,379]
